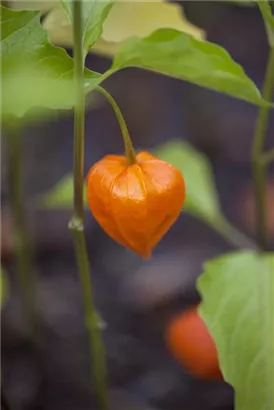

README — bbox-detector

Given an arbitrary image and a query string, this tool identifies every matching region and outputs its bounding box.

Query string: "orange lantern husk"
[86,151,185,258]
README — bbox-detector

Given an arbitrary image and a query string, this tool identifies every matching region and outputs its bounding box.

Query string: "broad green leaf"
[43,1,203,58]
[8,1,56,11]
[60,0,114,56]
[112,28,270,107]
[154,140,221,223]
[43,5,118,58]
[1,266,8,308]
[226,0,254,5]
[100,1,203,43]
[39,175,87,208]
[0,6,101,119]
[197,251,274,410]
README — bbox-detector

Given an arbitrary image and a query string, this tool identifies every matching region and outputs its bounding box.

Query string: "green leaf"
[256,0,274,45]
[39,175,87,208]
[0,6,101,119]
[61,0,114,56]
[197,251,274,410]
[226,0,254,5]
[8,1,56,12]
[256,0,274,29]
[112,28,270,107]
[154,140,221,223]
[1,265,8,308]
[100,0,203,43]
[43,0,204,59]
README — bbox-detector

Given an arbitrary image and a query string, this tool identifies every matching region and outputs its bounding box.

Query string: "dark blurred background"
[1,2,274,410]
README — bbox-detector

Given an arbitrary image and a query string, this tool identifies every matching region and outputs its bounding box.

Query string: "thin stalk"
[8,124,34,337]
[1,386,12,410]
[0,369,11,410]
[261,148,274,165]
[252,47,274,250]
[69,2,108,410]
[95,86,136,164]
[212,217,259,251]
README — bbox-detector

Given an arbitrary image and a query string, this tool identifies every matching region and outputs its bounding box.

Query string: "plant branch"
[212,216,259,251]
[72,0,85,221]
[85,68,117,95]
[8,124,34,337]
[1,388,12,410]
[261,148,274,165]
[69,226,108,410]
[257,1,274,47]
[252,46,274,250]
[95,86,136,164]
[69,2,108,410]
[0,368,11,410]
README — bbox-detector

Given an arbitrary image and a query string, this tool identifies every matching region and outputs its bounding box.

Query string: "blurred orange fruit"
[165,306,223,380]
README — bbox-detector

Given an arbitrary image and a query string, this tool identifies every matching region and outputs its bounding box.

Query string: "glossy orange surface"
[86,151,185,258]
[165,307,223,381]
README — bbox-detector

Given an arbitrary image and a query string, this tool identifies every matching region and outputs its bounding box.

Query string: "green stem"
[8,124,34,337]
[257,2,274,47]
[72,0,85,220]
[69,2,108,410]
[68,226,108,410]
[95,86,136,164]
[261,148,274,165]
[212,217,259,251]
[252,47,274,250]
[0,369,11,410]
[1,388,12,410]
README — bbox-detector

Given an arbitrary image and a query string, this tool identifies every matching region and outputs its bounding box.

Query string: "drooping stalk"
[69,2,108,410]
[213,216,259,251]
[262,147,274,165]
[252,47,274,250]
[8,124,34,337]
[93,86,259,251]
[95,86,136,164]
